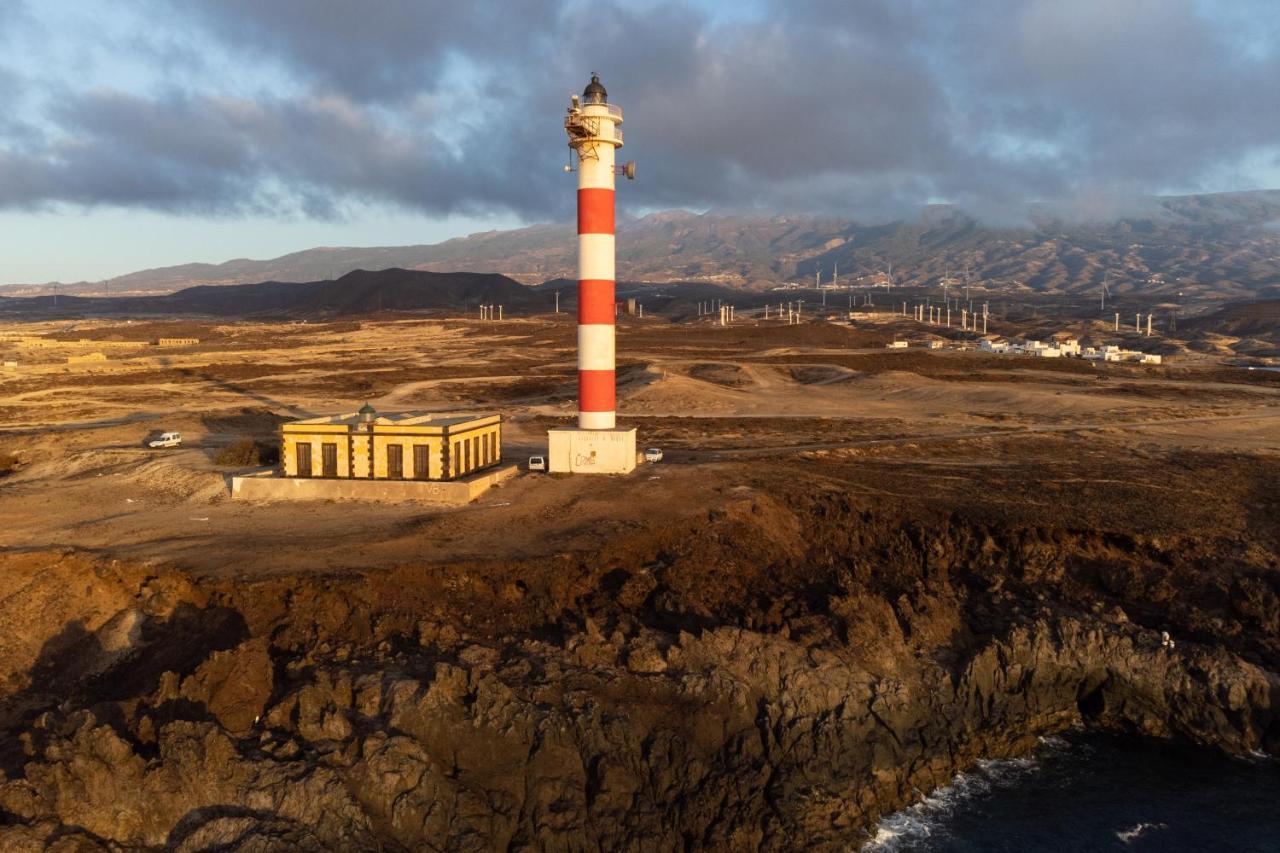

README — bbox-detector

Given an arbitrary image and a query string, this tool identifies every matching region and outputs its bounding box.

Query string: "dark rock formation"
[0,492,1276,850]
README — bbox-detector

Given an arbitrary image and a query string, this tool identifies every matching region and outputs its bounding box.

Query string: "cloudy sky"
[1,0,1278,282]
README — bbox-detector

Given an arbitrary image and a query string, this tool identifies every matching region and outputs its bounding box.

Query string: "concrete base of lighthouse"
[547,427,637,474]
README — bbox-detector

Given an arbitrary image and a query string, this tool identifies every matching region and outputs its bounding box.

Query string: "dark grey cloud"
[0,64,18,102]
[1,0,1278,223]
[170,0,562,102]
[0,0,26,27]
[932,0,1280,195]
[0,0,34,58]
[0,88,499,218]
[581,3,953,214]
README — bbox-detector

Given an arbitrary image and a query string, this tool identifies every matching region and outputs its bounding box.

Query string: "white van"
[528,455,546,472]
[148,431,182,448]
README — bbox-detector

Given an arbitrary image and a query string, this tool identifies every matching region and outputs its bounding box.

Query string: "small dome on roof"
[358,402,377,422]
[583,73,607,104]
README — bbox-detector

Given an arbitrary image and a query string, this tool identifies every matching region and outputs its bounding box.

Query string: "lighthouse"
[547,73,638,474]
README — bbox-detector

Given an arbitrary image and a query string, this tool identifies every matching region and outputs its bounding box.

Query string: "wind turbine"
[941,264,963,310]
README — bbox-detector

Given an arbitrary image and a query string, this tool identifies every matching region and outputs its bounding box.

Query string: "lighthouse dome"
[583,74,607,104]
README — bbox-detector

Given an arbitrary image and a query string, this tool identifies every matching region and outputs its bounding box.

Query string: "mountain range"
[5,191,1280,302]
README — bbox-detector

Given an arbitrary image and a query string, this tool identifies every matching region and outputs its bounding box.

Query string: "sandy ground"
[2,314,1278,576]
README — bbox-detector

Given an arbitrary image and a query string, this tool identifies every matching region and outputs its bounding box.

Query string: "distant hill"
[5,190,1280,302]
[1183,298,1280,338]
[0,269,545,319]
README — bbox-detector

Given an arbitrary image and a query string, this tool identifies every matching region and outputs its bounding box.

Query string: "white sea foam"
[1116,821,1168,844]
[860,754,1042,851]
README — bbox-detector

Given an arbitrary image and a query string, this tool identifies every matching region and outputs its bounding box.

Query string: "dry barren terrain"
[1,312,1276,573]
[0,311,1278,850]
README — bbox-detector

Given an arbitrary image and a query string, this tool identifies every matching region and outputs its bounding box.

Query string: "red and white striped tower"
[549,74,637,474]
[566,73,631,430]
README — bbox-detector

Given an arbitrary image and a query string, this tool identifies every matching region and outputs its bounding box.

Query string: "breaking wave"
[1115,821,1168,844]
[856,730,1279,852]
[859,740,1059,852]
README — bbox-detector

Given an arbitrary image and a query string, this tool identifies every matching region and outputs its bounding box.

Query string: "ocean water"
[862,730,1280,852]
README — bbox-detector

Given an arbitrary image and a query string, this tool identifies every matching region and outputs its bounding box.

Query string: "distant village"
[887,335,1163,365]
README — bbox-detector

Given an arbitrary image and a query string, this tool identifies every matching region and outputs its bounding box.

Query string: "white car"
[643,447,663,463]
[148,431,182,449]
[528,455,547,472]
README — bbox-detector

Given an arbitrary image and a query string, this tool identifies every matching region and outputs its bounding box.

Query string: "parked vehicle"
[528,455,547,472]
[643,447,663,463]
[148,431,183,448]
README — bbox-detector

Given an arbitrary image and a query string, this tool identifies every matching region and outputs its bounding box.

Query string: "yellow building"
[281,405,502,481]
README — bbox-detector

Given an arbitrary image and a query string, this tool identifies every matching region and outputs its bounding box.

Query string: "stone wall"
[231,464,516,504]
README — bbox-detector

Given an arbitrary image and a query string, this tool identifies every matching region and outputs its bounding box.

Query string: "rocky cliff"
[0,490,1276,850]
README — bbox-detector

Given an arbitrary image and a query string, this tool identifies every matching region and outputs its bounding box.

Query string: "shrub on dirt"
[213,439,279,467]
[0,452,19,477]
